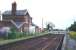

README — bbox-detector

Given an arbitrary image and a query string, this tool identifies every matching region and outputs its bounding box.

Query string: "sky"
[0,0,76,29]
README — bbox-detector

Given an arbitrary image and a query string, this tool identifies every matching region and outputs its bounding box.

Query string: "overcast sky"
[0,0,76,29]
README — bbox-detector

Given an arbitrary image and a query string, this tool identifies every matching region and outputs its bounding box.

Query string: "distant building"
[29,23,42,33]
[1,2,32,32]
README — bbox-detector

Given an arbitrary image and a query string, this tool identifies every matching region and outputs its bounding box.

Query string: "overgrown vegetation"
[68,21,76,39]
[7,27,29,39]
[0,27,46,40]
[0,32,48,45]
[8,27,16,39]
[69,32,76,39]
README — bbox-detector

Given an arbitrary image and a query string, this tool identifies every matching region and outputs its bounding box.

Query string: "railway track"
[0,34,64,50]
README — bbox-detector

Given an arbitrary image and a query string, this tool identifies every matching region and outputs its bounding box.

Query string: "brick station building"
[0,2,42,33]
[1,2,32,32]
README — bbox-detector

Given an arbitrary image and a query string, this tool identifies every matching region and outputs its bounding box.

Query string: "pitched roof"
[2,9,28,16]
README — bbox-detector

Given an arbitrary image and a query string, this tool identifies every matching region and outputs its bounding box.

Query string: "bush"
[8,32,16,39]
[16,32,24,38]
[23,32,27,36]
[8,27,28,39]
[8,27,16,39]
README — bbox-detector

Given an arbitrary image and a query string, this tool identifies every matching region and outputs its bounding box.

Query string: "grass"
[0,32,48,45]
[67,48,72,50]
[69,31,76,39]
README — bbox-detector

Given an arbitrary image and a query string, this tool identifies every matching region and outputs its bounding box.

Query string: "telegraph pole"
[42,17,43,32]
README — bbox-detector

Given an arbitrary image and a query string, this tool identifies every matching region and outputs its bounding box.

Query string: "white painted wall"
[29,26,35,33]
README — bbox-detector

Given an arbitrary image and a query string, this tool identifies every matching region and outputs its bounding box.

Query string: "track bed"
[0,34,64,50]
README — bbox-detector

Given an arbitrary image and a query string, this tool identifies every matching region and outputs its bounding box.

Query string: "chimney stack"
[12,2,16,16]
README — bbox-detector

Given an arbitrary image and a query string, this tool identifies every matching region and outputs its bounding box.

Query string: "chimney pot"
[12,2,16,16]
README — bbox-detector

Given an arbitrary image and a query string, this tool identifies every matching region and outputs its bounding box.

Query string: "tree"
[46,22,55,32]
[46,23,50,31]
[68,21,76,31]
